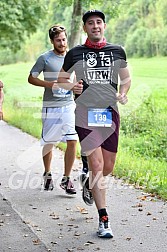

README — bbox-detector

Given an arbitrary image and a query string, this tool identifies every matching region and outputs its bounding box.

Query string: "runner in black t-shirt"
[58,10,131,238]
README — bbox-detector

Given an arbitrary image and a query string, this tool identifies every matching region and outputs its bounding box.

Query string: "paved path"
[0,121,166,252]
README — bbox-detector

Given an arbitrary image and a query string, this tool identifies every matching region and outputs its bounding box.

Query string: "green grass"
[0,58,167,200]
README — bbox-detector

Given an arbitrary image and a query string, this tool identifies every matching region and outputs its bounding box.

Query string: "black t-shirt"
[63,43,127,108]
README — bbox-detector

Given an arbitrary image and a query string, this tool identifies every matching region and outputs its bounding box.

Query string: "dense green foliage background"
[0,0,167,65]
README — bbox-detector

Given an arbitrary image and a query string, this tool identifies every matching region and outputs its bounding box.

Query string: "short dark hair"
[82,10,105,24]
[49,25,67,40]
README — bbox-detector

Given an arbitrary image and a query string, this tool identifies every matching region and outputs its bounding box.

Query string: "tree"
[47,0,121,48]
[0,0,46,51]
[68,0,82,48]
[68,0,121,48]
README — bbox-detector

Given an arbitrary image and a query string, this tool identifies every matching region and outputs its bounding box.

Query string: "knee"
[89,159,104,177]
[103,161,115,176]
[43,144,53,155]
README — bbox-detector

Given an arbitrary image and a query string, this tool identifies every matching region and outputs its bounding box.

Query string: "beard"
[54,45,67,54]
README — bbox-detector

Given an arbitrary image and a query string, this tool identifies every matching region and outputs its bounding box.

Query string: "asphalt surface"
[0,120,167,252]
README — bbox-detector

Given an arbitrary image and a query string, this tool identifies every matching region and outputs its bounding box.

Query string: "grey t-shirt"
[30,50,74,107]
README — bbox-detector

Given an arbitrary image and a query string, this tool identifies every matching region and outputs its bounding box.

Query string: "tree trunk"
[69,0,82,49]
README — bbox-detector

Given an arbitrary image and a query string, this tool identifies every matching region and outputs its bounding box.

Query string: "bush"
[120,95,167,160]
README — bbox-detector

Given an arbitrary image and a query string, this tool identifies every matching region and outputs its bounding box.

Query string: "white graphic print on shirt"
[83,51,114,85]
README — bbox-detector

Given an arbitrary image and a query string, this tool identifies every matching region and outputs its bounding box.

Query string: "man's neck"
[53,49,66,56]
[84,37,106,49]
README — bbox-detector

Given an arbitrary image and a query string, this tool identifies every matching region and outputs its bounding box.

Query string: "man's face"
[83,15,106,42]
[51,31,67,54]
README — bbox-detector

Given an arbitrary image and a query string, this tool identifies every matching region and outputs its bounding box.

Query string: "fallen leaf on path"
[52,216,59,220]
[131,203,143,208]
[32,239,40,245]
[137,195,148,201]
[36,228,42,231]
[57,223,63,226]
[31,224,38,227]
[49,212,59,219]
[51,241,58,244]
[74,232,80,236]
[138,208,143,211]
[23,234,29,237]
[76,206,88,214]
[84,241,95,246]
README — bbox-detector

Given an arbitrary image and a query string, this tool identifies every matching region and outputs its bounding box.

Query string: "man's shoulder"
[36,50,54,60]
[40,50,53,57]
[106,42,123,49]
[68,45,86,53]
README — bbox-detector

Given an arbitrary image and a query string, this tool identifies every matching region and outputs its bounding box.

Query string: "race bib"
[88,108,112,127]
[53,88,71,97]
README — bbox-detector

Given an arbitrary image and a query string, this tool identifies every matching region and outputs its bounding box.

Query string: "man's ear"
[83,25,87,33]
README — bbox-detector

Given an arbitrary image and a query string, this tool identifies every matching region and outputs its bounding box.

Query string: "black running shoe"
[43,172,54,191]
[79,172,88,186]
[82,177,94,206]
[60,177,76,195]
[82,167,89,174]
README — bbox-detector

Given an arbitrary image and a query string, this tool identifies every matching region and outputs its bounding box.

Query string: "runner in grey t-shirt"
[30,49,74,108]
[28,25,78,194]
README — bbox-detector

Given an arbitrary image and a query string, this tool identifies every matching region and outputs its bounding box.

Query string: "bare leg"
[64,140,77,176]
[102,148,117,176]
[42,144,53,173]
[87,147,105,210]
[100,149,117,208]
[87,148,117,210]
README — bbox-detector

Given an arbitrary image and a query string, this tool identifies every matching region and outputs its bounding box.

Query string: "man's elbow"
[120,76,131,86]
[28,74,34,85]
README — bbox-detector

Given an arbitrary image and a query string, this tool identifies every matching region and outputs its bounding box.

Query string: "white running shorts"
[41,104,78,145]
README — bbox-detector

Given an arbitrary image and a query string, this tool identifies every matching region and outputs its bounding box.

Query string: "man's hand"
[117,93,128,105]
[52,80,59,92]
[73,80,83,94]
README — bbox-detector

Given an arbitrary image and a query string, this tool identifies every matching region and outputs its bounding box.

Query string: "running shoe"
[79,171,88,187]
[98,216,113,238]
[82,167,89,174]
[82,177,94,206]
[43,172,54,191]
[60,177,76,195]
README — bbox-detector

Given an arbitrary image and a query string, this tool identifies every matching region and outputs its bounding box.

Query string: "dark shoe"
[43,172,54,191]
[82,167,89,174]
[60,177,76,195]
[79,172,88,187]
[82,177,94,206]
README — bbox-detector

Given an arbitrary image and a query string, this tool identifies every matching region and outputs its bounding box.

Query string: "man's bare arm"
[117,67,131,104]
[57,68,83,94]
[28,74,56,89]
